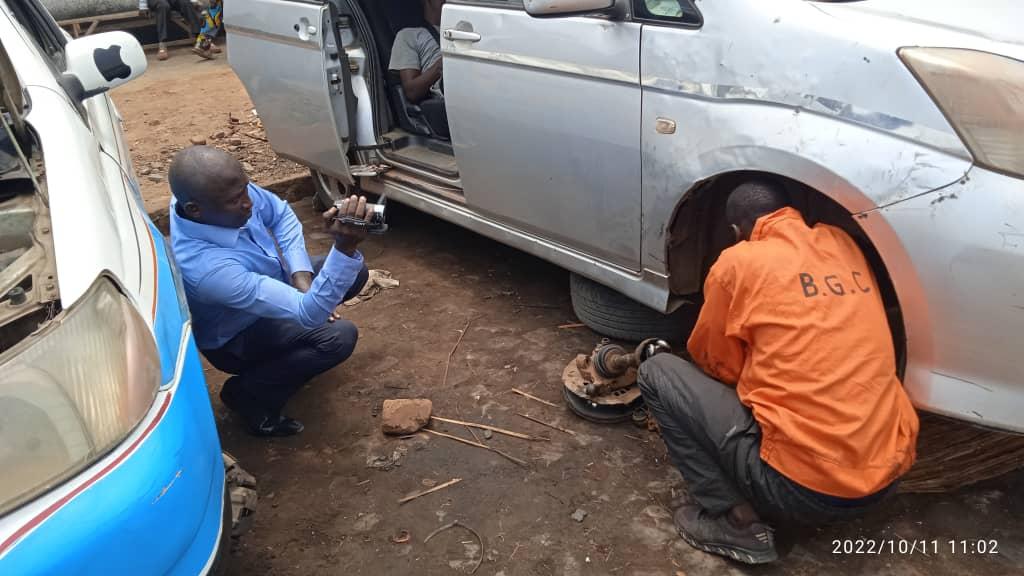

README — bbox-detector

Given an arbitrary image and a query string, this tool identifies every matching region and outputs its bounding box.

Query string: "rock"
[212,130,227,140]
[146,174,163,183]
[242,162,255,172]
[139,167,152,176]
[570,509,588,523]
[421,478,437,488]
[228,137,243,146]
[483,429,493,440]
[381,399,432,435]
[189,135,207,146]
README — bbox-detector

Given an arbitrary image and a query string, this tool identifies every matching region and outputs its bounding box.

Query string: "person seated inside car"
[389,0,449,138]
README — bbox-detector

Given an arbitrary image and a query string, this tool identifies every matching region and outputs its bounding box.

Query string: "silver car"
[225,0,1024,433]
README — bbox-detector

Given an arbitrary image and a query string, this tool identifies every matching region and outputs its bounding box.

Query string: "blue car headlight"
[0,275,161,515]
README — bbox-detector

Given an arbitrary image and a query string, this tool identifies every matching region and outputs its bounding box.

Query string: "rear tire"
[569,273,690,344]
[310,169,342,212]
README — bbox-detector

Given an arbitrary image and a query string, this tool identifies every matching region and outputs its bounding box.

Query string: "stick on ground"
[510,388,558,408]
[423,428,528,467]
[431,416,546,442]
[443,317,474,388]
[398,477,463,504]
[517,413,577,436]
[423,520,484,575]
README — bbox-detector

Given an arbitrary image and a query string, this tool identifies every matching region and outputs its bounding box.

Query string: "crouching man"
[639,180,919,563]
[169,146,371,437]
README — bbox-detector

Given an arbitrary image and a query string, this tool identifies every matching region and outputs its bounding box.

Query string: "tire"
[569,272,690,344]
[310,169,342,212]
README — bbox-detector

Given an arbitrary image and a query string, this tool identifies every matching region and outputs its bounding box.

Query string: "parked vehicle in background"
[0,0,229,573]
[226,0,1024,433]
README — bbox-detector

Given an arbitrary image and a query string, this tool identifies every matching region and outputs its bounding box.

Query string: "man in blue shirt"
[169,146,370,437]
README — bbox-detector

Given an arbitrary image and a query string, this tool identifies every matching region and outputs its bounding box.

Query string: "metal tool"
[334,195,388,235]
[561,338,671,423]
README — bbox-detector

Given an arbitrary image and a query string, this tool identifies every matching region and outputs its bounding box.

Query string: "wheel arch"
[663,167,929,379]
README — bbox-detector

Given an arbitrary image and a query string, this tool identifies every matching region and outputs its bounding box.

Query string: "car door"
[442,1,643,271]
[225,0,356,185]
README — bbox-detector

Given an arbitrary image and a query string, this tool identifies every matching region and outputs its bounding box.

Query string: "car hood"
[816,0,1024,49]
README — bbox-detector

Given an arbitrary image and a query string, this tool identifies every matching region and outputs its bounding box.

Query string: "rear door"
[441,2,644,271]
[225,0,356,184]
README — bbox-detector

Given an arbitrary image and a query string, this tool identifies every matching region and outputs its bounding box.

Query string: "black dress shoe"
[248,415,305,437]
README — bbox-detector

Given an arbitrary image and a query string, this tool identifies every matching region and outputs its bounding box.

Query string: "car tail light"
[0,276,160,515]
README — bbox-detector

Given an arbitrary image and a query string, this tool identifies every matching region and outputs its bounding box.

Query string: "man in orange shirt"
[638,180,919,563]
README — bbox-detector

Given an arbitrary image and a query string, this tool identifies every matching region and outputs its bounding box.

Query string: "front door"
[225,0,355,184]
[442,2,643,271]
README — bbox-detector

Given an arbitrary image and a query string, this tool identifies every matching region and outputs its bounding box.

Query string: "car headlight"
[899,48,1024,178]
[0,276,160,515]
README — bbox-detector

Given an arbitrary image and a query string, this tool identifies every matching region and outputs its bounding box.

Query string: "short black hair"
[725,179,789,229]
[168,145,243,204]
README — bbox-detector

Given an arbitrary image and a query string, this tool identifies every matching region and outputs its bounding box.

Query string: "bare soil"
[112,47,1024,576]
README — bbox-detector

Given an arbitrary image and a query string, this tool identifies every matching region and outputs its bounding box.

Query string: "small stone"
[212,130,227,140]
[189,135,207,146]
[139,167,152,176]
[266,492,275,500]
[242,162,255,172]
[381,399,433,435]
[421,478,437,488]
[228,137,243,146]
[146,174,163,183]
[570,509,588,523]
[148,119,161,126]
[483,429,493,440]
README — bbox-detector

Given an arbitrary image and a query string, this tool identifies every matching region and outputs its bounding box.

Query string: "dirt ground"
[112,48,1024,576]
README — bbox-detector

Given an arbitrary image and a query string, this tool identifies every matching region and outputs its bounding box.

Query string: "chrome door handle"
[443,29,481,42]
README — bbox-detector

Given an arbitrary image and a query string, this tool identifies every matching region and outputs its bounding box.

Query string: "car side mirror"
[58,32,147,101]
[524,0,615,18]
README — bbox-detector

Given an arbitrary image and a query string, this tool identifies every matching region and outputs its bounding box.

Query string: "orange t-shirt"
[687,207,919,498]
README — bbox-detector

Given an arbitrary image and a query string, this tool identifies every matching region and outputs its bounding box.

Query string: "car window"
[634,0,701,26]
[7,0,67,72]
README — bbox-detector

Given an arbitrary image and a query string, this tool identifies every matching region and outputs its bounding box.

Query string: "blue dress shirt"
[169,183,364,350]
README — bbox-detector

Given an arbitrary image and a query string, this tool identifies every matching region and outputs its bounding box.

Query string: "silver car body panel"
[860,166,1024,432]
[225,0,354,184]
[443,5,644,270]
[227,0,1024,432]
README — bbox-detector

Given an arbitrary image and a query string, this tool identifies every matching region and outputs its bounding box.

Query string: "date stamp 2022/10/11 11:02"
[832,539,1000,556]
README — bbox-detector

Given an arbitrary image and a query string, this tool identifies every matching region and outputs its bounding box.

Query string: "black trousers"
[202,261,369,423]
[638,354,891,526]
[152,0,200,42]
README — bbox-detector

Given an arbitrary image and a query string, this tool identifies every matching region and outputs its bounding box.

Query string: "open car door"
[225,0,355,185]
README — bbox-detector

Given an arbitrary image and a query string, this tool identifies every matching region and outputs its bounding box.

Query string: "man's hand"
[323,195,370,257]
[291,271,313,293]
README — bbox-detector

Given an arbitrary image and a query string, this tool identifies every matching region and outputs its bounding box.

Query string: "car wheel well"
[665,170,907,377]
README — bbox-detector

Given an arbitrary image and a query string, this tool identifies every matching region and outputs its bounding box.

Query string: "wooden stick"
[242,131,269,142]
[517,413,577,436]
[558,322,586,329]
[431,416,546,442]
[423,428,528,467]
[442,317,474,388]
[510,388,558,408]
[398,477,462,504]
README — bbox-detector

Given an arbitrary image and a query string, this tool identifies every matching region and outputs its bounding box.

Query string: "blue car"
[0,1,229,573]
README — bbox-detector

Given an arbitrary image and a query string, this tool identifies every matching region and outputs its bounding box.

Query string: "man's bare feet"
[157,43,168,61]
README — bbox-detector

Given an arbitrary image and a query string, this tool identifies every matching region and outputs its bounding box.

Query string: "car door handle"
[443,29,481,42]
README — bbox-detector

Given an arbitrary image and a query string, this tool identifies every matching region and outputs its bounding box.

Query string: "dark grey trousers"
[152,0,200,42]
[638,354,890,526]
